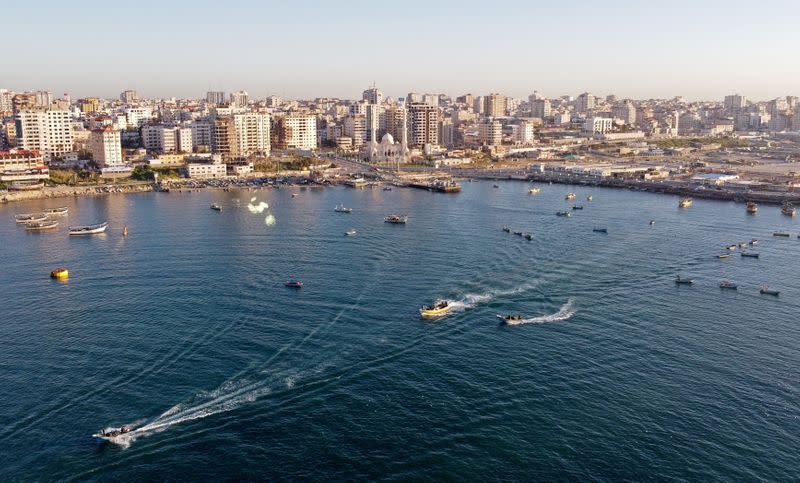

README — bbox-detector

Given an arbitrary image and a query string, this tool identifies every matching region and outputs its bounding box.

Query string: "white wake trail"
[503,298,577,325]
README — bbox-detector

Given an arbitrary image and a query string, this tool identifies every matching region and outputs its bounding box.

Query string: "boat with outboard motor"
[25,220,58,231]
[384,214,408,224]
[679,197,693,208]
[675,275,694,285]
[497,314,523,324]
[746,201,757,214]
[345,229,357,236]
[92,426,132,443]
[285,280,303,288]
[210,203,222,211]
[334,204,352,213]
[760,286,780,296]
[69,221,108,235]
[419,299,452,319]
[719,281,738,290]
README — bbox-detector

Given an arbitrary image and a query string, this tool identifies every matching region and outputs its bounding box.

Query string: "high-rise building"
[343,114,367,147]
[125,107,152,128]
[484,93,505,118]
[120,89,139,104]
[422,94,439,107]
[230,90,249,108]
[512,121,535,145]
[365,104,382,144]
[233,113,270,155]
[15,109,73,157]
[274,114,317,150]
[141,125,193,153]
[206,91,227,105]
[478,118,502,146]
[612,102,636,125]
[212,117,238,156]
[531,98,551,120]
[191,120,213,149]
[88,126,123,167]
[0,89,13,114]
[723,94,747,116]
[575,92,595,113]
[439,119,455,147]
[362,86,383,105]
[584,117,613,134]
[384,105,407,142]
[78,98,101,114]
[407,103,439,147]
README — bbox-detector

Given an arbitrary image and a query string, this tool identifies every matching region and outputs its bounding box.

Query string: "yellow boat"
[419,300,452,319]
[50,267,69,279]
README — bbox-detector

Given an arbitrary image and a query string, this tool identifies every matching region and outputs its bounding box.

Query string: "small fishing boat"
[719,281,737,290]
[679,197,693,208]
[528,187,540,194]
[556,211,572,217]
[210,203,222,211]
[497,314,523,324]
[565,192,576,200]
[749,239,758,245]
[345,229,357,236]
[291,193,299,198]
[69,222,108,235]
[586,195,593,201]
[493,184,499,188]
[502,226,511,233]
[675,275,694,285]
[419,300,451,319]
[781,202,796,216]
[760,286,780,296]
[383,186,392,191]
[716,254,730,259]
[92,426,132,443]
[384,214,408,224]
[773,232,790,237]
[741,252,760,258]
[524,233,533,240]
[50,267,69,279]
[44,207,69,216]
[726,244,737,250]
[15,213,47,224]
[571,205,584,210]
[285,280,303,288]
[25,220,58,231]
[649,220,655,225]
[513,231,523,236]
[746,201,757,214]
[592,228,608,233]
[334,204,352,213]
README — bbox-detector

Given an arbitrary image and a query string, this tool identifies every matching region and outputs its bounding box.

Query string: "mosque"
[363,109,410,166]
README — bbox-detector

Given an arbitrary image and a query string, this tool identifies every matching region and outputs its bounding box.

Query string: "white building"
[230,90,249,108]
[277,114,317,150]
[512,121,535,145]
[584,117,613,134]
[408,103,439,147]
[141,125,193,153]
[125,107,152,128]
[186,162,227,178]
[362,86,383,105]
[15,109,74,158]
[191,120,213,149]
[233,113,270,155]
[88,127,123,166]
[343,114,367,147]
[0,149,49,181]
[478,118,502,146]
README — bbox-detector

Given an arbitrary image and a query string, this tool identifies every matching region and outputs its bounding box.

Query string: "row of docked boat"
[676,275,780,296]
[15,207,66,232]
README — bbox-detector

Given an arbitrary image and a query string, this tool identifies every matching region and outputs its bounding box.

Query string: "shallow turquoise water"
[1,182,798,480]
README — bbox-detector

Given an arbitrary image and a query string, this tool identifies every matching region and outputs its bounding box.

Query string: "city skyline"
[5,0,800,101]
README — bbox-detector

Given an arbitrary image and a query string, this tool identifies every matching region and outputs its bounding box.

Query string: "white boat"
[384,214,408,224]
[334,204,352,213]
[45,207,69,216]
[15,213,47,223]
[345,229,357,236]
[679,197,693,208]
[25,221,58,231]
[210,203,222,211]
[69,222,108,235]
[528,187,540,194]
[719,281,738,290]
[565,192,576,200]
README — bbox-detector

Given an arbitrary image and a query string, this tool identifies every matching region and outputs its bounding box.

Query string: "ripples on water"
[0,182,798,480]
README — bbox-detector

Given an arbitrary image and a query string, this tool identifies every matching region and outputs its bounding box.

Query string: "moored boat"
[726,244,737,250]
[675,275,694,285]
[513,230,523,236]
[50,267,69,279]
[344,229,357,236]
[210,203,222,211]
[556,211,572,217]
[384,214,408,224]
[419,300,452,319]
[781,202,796,216]
[586,195,593,201]
[25,220,58,231]
[716,254,730,259]
[68,221,108,235]
[773,232,790,237]
[528,187,540,194]
[571,205,584,210]
[746,201,757,214]
[679,197,693,208]
[15,213,47,223]
[719,281,737,290]
[565,192,576,200]
[592,228,608,233]
[334,204,352,213]
[502,226,511,233]
[741,252,759,258]
[285,280,303,288]
[524,233,533,240]
[45,207,69,216]
[749,239,758,245]
[760,286,780,296]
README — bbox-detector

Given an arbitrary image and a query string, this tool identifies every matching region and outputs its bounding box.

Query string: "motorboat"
[760,286,780,296]
[497,314,523,324]
[592,228,608,233]
[528,187,541,194]
[493,184,499,188]
[716,254,730,259]
[741,252,760,258]
[93,426,132,442]
[25,221,58,231]
[571,205,584,210]
[291,193,299,198]
[679,197,693,208]
[502,226,511,233]
[746,201,757,214]
[513,230,524,236]
[344,229,357,236]
[675,275,694,285]
[524,233,533,240]
[383,186,392,191]
[69,222,108,235]
[556,211,572,217]
[384,214,408,224]
[334,204,352,213]
[210,203,222,211]
[738,242,748,248]
[749,239,758,245]
[419,300,452,319]
[719,281,738,290]
[781,202,796,216]
[565,192,576,200]
[586,195,593,201]
[45,207,69,216]
[15,213,47,224]
[726,244,737,250]
[773,232,790,237]
[649,220,655,225]
[285,280,303,288]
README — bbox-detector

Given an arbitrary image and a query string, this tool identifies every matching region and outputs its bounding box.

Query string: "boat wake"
[444,282,538,312]
[504,298,577,325]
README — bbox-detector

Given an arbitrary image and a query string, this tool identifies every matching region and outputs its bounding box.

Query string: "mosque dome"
[381,133,395,144]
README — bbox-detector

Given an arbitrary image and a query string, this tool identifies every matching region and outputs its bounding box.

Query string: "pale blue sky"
[4,0,800,101]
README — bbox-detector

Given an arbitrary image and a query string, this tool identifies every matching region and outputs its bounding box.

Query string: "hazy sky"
[4,0,800,101]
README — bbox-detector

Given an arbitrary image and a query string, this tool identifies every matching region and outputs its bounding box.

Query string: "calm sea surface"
[1,182,798,480]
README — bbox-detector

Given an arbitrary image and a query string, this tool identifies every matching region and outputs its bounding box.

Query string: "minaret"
[400,104,409,158]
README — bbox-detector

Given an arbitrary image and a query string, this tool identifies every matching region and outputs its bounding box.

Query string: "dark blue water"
[1,182,799,480]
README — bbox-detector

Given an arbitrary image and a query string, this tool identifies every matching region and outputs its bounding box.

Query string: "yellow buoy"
[50,268,69,279]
